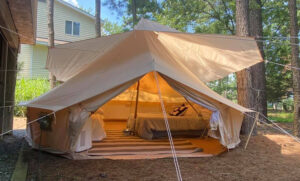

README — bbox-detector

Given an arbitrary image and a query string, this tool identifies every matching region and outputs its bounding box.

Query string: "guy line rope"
[154,71,183,181]
[243,111,300,145]
[0,112,55,137]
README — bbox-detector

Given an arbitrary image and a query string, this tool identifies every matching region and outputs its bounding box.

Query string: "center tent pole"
[184,97,201,117]
[133,81,140,132]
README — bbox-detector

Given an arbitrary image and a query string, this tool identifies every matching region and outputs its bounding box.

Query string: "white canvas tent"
[25,19,263,158]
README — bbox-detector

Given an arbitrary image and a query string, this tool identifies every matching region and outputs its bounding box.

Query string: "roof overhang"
[0,0,37,48]
[8,0,37,45]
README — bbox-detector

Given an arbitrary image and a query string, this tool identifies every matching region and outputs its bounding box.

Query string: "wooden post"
[244,112,259,150]
[1,41,8,138]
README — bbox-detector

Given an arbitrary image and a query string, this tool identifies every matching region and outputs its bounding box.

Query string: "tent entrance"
[75,72,226,159]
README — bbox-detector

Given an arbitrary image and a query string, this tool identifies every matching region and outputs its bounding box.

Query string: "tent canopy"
[27,19,262,113]
[46,19,263,82]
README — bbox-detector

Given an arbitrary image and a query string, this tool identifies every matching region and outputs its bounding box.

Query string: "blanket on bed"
[128,113,207,139]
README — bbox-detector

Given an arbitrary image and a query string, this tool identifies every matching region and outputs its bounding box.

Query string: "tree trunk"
[95,0,101,37]
[132,0,137,26]
[236,0,255,135]
[249,0,267,120]
[288,0,300,136]
[47,0,56,88]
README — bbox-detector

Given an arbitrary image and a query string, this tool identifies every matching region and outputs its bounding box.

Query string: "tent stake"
[244,112,259,150]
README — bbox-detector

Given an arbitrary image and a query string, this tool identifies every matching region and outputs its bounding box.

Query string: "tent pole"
[244,112,259,150]
[133,81,140,131]
[184,97,201,117]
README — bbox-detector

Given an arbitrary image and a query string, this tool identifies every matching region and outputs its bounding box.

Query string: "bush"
[14,78,50,117]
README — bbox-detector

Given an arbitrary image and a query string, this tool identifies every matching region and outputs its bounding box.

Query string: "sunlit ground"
[264,134,300,157]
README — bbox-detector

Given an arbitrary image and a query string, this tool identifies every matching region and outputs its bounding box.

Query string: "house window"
[65,21,72,35]
[65,21,80,36]
[73,22,80,36]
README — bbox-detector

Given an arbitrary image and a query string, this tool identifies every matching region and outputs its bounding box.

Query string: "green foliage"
[263,0,293,103]
[104,0,160,29]
[14,78,50,117]
[102,19,124,35]
[156,0,236,34]
[207,74,237,102]
[268,112,293,122]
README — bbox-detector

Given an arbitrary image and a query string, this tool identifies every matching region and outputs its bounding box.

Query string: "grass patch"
[14,78,50,117]
[268,112,293,122]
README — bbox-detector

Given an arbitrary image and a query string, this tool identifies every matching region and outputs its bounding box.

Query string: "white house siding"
[31,44,49,78]
[17,0,96,79]
[37,0,96,42]
[17,44,33,78]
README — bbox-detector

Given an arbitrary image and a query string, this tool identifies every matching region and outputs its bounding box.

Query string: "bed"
[128,113,208,140]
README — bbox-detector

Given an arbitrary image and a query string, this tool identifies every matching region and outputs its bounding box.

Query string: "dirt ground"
[1,118,300,181]
[23,134,300,181]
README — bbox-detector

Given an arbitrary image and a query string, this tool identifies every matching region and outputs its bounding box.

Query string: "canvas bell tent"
[24,19,263,159]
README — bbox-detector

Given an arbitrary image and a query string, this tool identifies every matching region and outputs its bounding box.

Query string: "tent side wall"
[27,107,70,153]
[219,107,243,148]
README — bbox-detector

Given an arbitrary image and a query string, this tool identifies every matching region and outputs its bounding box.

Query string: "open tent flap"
[64,72,243,152]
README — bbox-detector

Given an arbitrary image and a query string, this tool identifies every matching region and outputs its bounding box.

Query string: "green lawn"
[268,112,293,122]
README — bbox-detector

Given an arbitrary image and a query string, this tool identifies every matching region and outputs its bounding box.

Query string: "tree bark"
[95,0,101,37]
[236,0,255,135]
[249,0,267,120]
[132,0,137,26]
[288,0,300,136]
[47,0,56,88]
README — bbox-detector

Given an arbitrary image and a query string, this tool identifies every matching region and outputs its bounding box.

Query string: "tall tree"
[104,0,160,29]
[249,0,267,118]
[288,0,300,136]
[47,0,56,89]
[236,0,255,135]
[263,0,292,107]
[95,0,101,37]
[132,0,137,25]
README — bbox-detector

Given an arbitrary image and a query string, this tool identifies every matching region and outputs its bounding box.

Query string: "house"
[0,0,37,134]
[18,0,96,78]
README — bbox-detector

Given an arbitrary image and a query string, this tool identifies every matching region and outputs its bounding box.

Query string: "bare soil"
[24,122,300,181]
[2,120,300,181]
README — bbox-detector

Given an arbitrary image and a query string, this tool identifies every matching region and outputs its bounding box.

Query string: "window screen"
[73,22,80,36]
[65,21,72,35]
